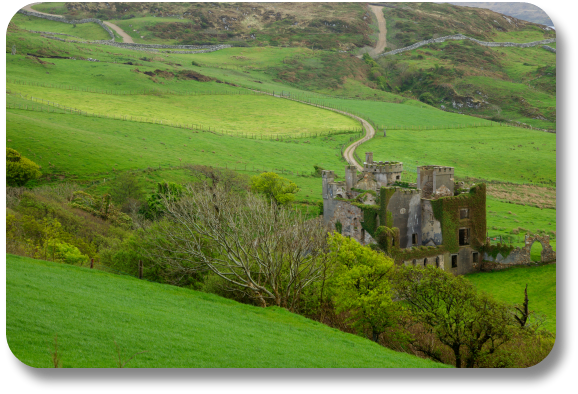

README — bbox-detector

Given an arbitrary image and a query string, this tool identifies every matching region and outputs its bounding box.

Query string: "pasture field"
[486,196,556,249]
[466,263,556,333]
[360,128,556,185]
[30,2,68,15]
[6,108,355,181]
[6,85,360,135]
[109,17,193,44]
[10,13,111,41]
[6,254,449,368]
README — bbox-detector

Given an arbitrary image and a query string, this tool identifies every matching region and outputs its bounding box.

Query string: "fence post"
[90,258,94,269]
[139,260,143,279]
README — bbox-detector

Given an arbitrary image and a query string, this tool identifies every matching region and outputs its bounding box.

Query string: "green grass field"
[6,108,355,180]
[6,254,449,368]
[30,2,68,15]
[7,84,359,135]
[466,264,556,333]
[360,127,556,185]
[10,13,111,41]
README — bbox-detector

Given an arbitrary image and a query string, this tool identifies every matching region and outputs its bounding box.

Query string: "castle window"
[423,258,427,267]
[459,228,470,246]
[435,256,440,268]
[412,233,418,245]
[451,254,458,268]
[460,208,469,219]
[412,259,417,266]
[472,252,479,263]
[396,175,401,180]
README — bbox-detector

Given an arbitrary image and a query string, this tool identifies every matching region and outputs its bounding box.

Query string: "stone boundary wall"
[542,45,556,53]
[378,33,556,57]
[28,30,79,38]
[481,234,556,270]
[18,9,230,54]
[42,35,230,54]
[18,9,114,41]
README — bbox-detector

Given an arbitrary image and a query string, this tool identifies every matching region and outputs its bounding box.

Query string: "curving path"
[22,3,133,43]
[252,91,375,170]
[368,5,387,57]
[103,21,134,43]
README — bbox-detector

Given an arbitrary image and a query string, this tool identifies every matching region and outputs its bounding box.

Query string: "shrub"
[418,92,435,106]
[6,148,41,187]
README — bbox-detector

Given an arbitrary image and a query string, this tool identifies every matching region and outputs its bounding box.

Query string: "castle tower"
[322,170,335,199]
[344,165,357,192]
[365,152,374,164]
[417,166,455,198]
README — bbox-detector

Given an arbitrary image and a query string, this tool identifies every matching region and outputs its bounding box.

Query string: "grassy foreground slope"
[6,254,448,368]
[466,264,556,333]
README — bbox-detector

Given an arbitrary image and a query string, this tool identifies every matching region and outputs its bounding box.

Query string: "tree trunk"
[453,345,462,368]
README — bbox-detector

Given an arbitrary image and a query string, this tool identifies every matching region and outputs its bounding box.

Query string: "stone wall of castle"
[482,234,556,270]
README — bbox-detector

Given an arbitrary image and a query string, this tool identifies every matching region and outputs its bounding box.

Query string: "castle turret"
[345,165,357,192]
[365,152,374,164]
[322,170,335,199]
[417,166,455,198]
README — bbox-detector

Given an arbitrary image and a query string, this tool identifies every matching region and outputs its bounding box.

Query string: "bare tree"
[144,184,332,310]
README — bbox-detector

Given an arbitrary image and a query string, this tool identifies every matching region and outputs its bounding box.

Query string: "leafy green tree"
[6,148,41,187]
[109,172,144,206]
[394,266,515,368]
[328,233,398,343]
[250,172,299,206]
[141,181,183,219]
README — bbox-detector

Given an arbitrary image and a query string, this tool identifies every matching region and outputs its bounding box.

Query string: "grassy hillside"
[466,264,556,333]
[360,127,556,185]
[6,254,449,368]
[383,2,553,50]
[10,13,111,41]
[7,84,359,135]
[50,2,373,49]
[448,3,554,26]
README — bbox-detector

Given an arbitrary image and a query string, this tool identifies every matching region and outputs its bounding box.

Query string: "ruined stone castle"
[322,152,486,275]
[322,152,555,274]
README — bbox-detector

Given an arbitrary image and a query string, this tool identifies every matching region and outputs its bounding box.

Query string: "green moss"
[478,242,514,259]
[335,220,343,234]
[393,245,446,263]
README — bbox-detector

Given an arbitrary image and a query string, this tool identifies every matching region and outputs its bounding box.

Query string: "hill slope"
[6,254,449,368]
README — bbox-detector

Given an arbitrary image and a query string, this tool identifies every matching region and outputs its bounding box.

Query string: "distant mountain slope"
[44,2,375,49]
[447,2,553,26]
[382,2,554,50]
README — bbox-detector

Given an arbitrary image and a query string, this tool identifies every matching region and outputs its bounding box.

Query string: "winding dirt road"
[103,21,134,43]
[368,5,387,57]
[22,3,133,43]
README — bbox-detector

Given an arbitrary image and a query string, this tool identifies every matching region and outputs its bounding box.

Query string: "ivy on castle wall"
[477,242,514,259]
[393,245,447,263]
[380,187,397,228]
[430,184,486,254]
[375,226,400,255]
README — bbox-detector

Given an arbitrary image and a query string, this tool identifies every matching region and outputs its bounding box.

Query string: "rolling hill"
[6,254,450,368]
